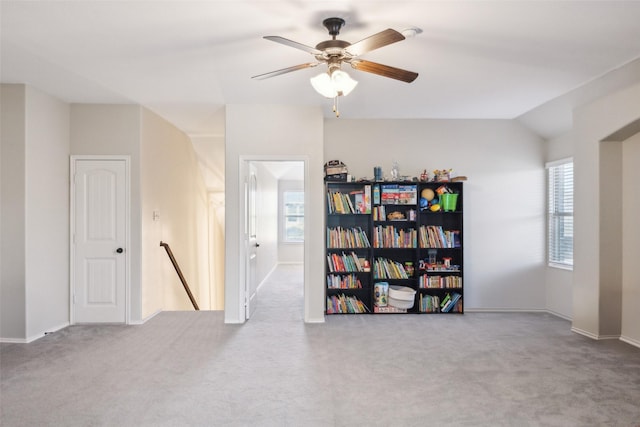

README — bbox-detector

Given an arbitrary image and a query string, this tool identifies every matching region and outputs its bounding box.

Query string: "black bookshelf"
[325,180,464,315]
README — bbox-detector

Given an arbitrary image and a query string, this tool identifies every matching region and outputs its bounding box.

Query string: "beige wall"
[71,104,209,321]
[140,108,209,316]
[572,82,640,340]
[1,84,27,339]
[621,132,640,346]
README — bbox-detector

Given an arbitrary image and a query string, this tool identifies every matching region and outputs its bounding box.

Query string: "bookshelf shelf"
[325,180,463,315]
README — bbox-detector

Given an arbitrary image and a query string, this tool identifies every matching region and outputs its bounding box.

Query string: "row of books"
[441,292,462,312]
[418,292,463,312]
[381,184,417,205]
[327,274,362,289]
[326,187,371,214]
[419,226,461,248]
[372,225,417,248]
[326,294,370,314]
[418,275,462,289]
[326,252,367,273]
[419,294,440,313]
[373,257,409,279]
[327,226,371,248]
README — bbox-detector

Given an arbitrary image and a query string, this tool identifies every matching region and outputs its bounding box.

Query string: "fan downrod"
[323,17,345,39]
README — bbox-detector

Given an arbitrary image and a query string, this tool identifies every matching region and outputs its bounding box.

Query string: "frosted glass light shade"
[310,69,358,98]
[310,73,337,98]
[331,70,358,96]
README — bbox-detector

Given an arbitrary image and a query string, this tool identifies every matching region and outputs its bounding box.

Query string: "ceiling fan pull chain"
[333,96,340,118]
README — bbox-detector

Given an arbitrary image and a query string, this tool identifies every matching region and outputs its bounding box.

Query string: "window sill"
[548,263,573,271]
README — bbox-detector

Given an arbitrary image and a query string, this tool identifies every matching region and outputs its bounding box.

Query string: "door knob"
[116,248,124,253]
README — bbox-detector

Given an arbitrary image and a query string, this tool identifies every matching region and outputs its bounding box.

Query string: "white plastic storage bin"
[388,285,416,309]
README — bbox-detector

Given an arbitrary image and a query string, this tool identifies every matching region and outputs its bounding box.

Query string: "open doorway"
[243,159,305,320]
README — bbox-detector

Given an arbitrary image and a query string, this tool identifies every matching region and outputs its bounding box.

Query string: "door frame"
[69,155,131,325]
[237,155,309,322]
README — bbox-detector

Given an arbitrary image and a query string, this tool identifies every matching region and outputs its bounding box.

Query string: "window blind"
[547,160,573,268]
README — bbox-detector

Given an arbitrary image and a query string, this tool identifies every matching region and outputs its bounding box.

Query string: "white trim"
[571,326,599,340]
[129,308,162,325]
[1,322,69,343]
[545,157,573,168]
[69,155,131,325]
[464,308,547,313]
[546,309,572,321]
[256,264,279,293]
[0,337,29,344]
[620,335,640,349]
[548,262,573,271]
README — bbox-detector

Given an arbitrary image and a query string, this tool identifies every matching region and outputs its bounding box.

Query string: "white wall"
[324,119,546,310]
[225,105,325,323]
[24,85,70,339]
[1,84,27,340]
[0,84,70,342]
[572,82,640,339]
[622,132,640,346]
[278,179,304,264]
[544,132,573,319]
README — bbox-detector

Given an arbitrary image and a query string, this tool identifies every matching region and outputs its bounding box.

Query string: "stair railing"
[159,241,200,310]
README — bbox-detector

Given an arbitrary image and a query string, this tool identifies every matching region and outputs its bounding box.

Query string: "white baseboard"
[0,337,29,344]
[620,335,640,349]
[464,308,547,313]
[545,309,572,321]
[256,264,279,292]
[571,326,599,340]
[1,321,70,344]
[129,309,163,325]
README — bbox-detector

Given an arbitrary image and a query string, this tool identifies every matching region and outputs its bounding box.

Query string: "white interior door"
[245,164,259,319]
[72,158,127,323]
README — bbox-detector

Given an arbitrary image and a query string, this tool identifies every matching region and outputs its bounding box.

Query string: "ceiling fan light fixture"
[331,69,358,96]
[310,72,337,98]
[310,69,358,98]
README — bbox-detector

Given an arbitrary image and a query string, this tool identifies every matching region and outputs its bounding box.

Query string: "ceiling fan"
[252,17,419,113]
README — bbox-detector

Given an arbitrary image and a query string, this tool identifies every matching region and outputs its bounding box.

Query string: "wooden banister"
[160,241,200,310]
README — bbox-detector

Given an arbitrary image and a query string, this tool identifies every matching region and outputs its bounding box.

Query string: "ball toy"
[421,188,435,201]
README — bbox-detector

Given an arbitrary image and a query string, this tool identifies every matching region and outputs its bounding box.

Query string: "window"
[547,159,573,269]
[283,191,304,242]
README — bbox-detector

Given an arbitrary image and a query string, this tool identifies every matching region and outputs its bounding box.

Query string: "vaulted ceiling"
[3,1,640,138]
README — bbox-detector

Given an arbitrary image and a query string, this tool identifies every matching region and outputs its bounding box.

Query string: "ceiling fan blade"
[345,29,405,57]
[251,63,320,80]
[350,59,418,83]
[263,36,322,55]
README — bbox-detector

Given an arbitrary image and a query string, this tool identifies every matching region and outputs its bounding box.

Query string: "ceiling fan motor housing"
[323,17,346,38]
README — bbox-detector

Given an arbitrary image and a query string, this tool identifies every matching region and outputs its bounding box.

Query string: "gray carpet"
[1,264,639,426]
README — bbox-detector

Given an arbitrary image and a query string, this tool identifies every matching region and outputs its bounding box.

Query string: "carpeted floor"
[1,264,639,426]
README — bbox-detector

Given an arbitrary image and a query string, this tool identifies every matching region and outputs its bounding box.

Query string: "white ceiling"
[3,1,640,139]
